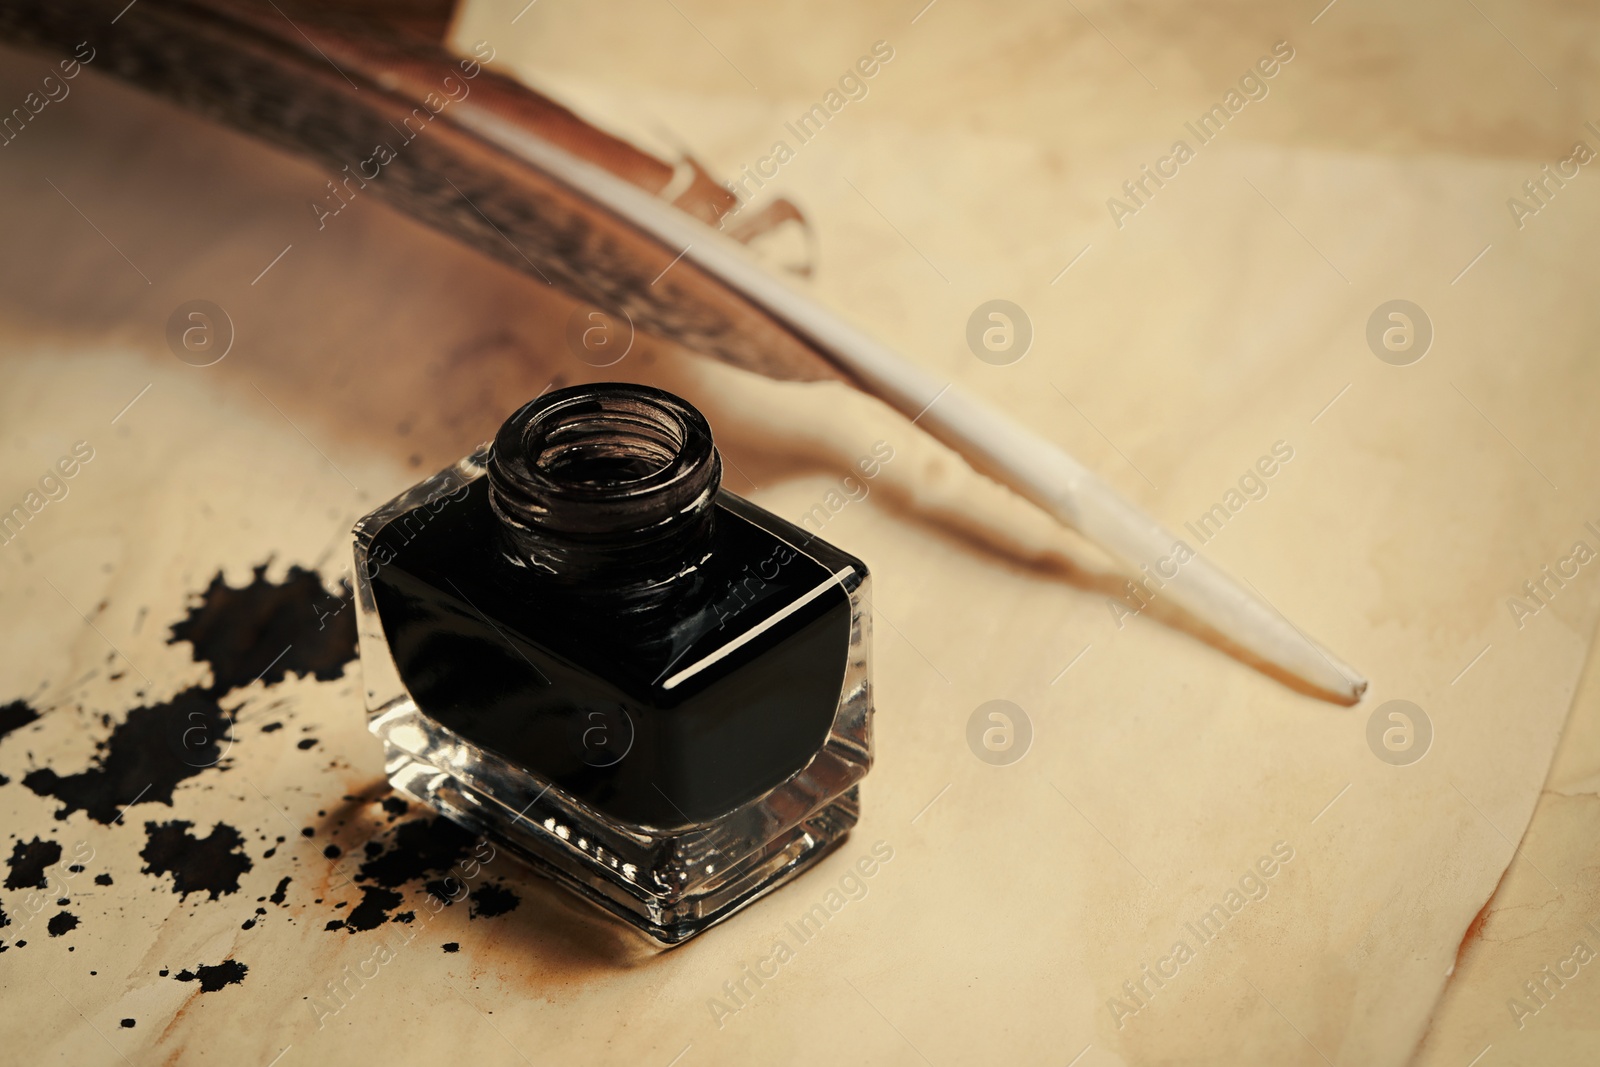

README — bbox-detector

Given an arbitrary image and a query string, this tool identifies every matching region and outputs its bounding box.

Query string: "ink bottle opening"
[353,383,873,944]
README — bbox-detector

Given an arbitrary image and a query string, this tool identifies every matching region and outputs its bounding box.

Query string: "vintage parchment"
[2,0,1600,1063]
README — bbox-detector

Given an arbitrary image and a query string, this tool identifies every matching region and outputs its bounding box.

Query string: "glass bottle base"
[372,700,863,946]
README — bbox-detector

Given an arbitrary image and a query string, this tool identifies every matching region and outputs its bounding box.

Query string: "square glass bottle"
[352,384,873,944]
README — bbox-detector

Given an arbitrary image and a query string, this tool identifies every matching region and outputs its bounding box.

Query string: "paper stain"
[172,959,248,993]
[321,815,521,933]
[0,700,40,742]
[168,564,357,693]
[139,820,253,900]
[469,882,521,919]
[21,688,234,824]
[4,836,61,890]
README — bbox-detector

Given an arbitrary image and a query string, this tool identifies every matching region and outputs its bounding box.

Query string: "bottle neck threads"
[487,383,721,592]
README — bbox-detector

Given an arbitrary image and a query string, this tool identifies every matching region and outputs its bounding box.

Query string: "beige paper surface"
[1415,642,1600,1066]
[2,0,1599,1063]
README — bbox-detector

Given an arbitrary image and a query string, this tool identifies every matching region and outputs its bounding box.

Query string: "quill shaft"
[460,104,1368,702]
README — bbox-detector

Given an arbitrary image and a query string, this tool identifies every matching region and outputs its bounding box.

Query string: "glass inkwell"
[352,383,873,944]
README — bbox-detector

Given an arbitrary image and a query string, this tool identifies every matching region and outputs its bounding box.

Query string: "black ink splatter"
[5,837,62,890]
[120,1019,135,1029]
[468,882,519,919]
[94,873,112,886]
[380,796,408,819]
[173,959,247,992]
[168,565,356,692]
[0,699,40,743]
[15,563,357,830]
[441,942,459,953]
[356,817,476,890]
[21,688,232,823]
[47,912,79,937]
[314,817,489,932]
[139,821,252,900]
[424,878,461,905]
[270,876,291,905]
[260,722,283,733]
[331,886,405,933]
[322,844,341,860]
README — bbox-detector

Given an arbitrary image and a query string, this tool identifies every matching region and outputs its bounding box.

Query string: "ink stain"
[120,1019,135,1029]
[331,886,405,933]
[322,844,341,860]
[5,837,62,890]
[21,688,232,823]
[441,942,459,953]
[169,564,356,692]
[468,882,520,920]
[381,796,408,819]
[173,959,248,992]
[140,821,252,900]
[5,564,384,946]
[297,738,318,750]
[0,699,40,743]
[356,817,476,891]
[19,564,356,822]
[310,817,495,931]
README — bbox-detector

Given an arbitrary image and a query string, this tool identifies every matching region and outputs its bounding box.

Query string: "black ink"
[139,821,252,899]
[173,959,247,992]
[330,886,404,933]
[0,699,40,743]
[468,882,519,919]
[22,688,231,823]
[370,477,852,826]
[5,837,62,890]
[168,564,356,692]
